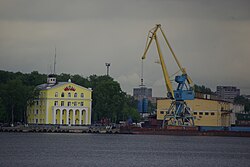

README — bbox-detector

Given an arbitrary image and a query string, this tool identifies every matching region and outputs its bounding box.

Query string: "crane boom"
[142,25,174,98]
[159,26,193,86]
[142,24,194,98]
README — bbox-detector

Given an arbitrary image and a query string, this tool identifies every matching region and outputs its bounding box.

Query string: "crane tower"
[142,24,195,126]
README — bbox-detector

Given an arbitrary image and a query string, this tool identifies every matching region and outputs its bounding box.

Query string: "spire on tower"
[54,47,56,74]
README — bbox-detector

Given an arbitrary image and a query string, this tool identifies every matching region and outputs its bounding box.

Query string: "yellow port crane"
[142,24,195,126]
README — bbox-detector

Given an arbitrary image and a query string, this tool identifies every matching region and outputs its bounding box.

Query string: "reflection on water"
[0,133,250,167]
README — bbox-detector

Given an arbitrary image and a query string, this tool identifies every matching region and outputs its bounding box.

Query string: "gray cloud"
[0,0,250,96]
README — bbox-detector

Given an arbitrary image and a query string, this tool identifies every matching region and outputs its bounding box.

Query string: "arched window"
[81,93,84,98]
[55,92,58,97]
[74,93,77,97]
[61,92,64,97]
[68,92,71,97]
[82,109,86,115]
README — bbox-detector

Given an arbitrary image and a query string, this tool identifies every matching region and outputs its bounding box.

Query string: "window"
[62,120,64,124]
[62,110,65,115]
[81,93,84,98]
[160,111,164,115]
[36,109,39,115]
[74,93,77,97]
[73,102,77,106]
[54,101,58,106]
[61,92,64,97]
[36,101,39,105]
[68,92,71,97]
[61,101,64,106]
[80,102,84,106]
[36,119,38,124]
[68,102,71,106]
[211,112,215,116]
[55,92,58,97]
[199,112,203,115]
[193,112,197,115]
[75,111,78,115]
[205,112,209,116]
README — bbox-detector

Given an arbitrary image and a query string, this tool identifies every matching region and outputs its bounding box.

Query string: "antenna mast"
[140,60,145,87]
[54,47,56,74]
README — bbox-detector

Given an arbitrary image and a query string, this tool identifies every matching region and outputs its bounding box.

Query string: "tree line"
[0,70,140,124]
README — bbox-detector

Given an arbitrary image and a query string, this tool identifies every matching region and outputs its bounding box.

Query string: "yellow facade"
[27,79,92,125]
[157,98,231,126]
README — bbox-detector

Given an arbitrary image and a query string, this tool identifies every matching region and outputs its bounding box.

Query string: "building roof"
[36,82,92,92]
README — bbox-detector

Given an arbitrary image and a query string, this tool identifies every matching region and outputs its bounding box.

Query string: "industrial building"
[27,74,92,125]
[157,96,244,127]
[216,86,240,102]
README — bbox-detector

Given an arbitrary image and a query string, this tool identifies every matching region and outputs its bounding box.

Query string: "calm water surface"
[0,133,250,167]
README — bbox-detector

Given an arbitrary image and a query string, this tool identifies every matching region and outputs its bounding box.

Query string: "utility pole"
[105,63,111,76]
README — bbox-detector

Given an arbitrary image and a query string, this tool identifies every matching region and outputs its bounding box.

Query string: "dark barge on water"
[120,125,250,137]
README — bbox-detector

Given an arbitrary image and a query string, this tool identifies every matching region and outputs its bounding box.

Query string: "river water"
[0,133,250,167]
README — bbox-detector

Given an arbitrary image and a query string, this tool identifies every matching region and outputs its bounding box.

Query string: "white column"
[89,101,92,125]
[46,100,49,124]
[79,110,82,125]
[66,109,69,125]
[53,108,56,124]
[85,109,88,125]
[73,110,75,125]
[60,110,63,124]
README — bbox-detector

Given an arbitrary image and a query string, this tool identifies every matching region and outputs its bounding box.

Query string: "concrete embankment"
[2,125,250,137]
[0,125,120,134]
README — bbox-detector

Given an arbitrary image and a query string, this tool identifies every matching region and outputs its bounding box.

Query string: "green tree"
[0,97,7,123]
[234,95,250,113]
[194,84,213,94]
[71,74,90,88]
[57,73,71,82]
[91,76,125,123]
[0,79,37,124]
[22,71,47,86]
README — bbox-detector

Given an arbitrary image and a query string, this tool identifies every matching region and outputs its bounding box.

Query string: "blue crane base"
[162,100,195,127]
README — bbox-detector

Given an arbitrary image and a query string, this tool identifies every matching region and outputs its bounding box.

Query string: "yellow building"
[27,74,92,125]
[157,98,232,126]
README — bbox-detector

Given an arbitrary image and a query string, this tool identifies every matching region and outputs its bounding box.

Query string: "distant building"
[133,86,153,114]
[133,86,152,100]
[27,74,92,125]
[216,86,240,102]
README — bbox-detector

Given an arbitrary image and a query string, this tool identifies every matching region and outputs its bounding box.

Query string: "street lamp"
[105,63,111,76]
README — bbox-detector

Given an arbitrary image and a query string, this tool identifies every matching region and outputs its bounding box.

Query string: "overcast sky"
[0,0,250,96]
